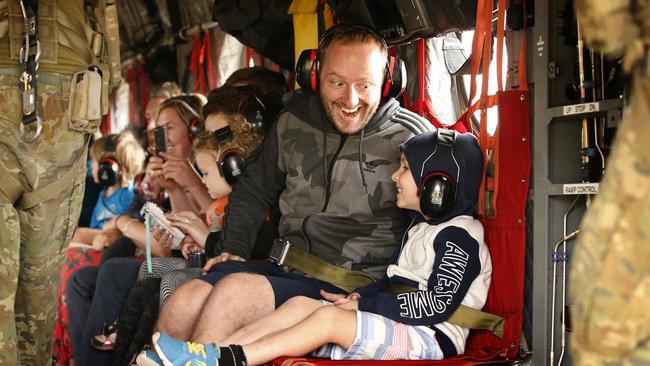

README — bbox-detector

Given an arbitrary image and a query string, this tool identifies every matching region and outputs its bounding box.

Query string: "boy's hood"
[399,130,483,224]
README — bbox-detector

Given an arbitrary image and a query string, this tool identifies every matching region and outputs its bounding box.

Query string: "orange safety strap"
[468,0,528,217]
[467,0,496,216]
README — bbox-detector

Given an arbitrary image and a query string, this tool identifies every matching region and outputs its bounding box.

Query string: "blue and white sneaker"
[152,332,220,366]
[135,348,163,366]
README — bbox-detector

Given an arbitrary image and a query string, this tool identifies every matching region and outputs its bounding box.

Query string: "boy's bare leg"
[243,306,357,366]
[191,273,276,343]
[221,296,325,345]
[156,279,213,340]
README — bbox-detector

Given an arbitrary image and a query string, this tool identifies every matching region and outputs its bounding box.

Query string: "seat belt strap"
[17,141,88,210]
[388,283,505,338]
[269,240,376,293]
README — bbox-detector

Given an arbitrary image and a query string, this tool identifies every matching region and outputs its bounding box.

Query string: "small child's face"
[195,150,232,199]
[391,154,422,214]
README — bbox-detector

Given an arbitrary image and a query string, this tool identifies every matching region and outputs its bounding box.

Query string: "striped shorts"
[313,310,444,361]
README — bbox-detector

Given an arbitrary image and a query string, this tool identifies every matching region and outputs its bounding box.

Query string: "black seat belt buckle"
[269,239,291,266]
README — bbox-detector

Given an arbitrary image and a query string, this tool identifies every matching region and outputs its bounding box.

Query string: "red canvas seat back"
[459,0,530,359]
[461,102,530,361]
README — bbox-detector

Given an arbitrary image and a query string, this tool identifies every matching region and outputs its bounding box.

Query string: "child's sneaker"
[152,332,220,366]
[135,348,164,366]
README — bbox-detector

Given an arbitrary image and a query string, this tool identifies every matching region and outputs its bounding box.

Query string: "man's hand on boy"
[320,290,360,310]
[202,252,245,273]
[336,299,359,310]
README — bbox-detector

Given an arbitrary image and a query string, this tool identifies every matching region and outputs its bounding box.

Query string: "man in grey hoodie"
[155,25,434,346]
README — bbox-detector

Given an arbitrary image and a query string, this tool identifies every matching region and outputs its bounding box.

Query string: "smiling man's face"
[319,41,385,134]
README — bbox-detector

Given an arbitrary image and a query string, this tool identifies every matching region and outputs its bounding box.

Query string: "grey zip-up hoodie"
[217,90,434,279]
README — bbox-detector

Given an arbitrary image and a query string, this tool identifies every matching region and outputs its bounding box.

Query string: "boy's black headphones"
[213,126,246,185]
[295,24,407,99]
[98,135,121,187]
[418,129,459,219]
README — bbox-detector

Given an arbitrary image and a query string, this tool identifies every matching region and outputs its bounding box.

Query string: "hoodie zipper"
[322,134,347,211]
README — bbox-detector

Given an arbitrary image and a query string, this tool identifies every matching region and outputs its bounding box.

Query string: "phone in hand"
[153,126,167,155]
[140,202,185,249]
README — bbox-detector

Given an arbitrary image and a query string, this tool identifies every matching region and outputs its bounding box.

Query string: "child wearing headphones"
[166,126,262,259]
[148,130,492,365]
[71,132,146,247]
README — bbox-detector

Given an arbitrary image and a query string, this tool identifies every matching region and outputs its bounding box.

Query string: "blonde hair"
[193,110,263,163]
[90,132,146,187]
[156,95,205,129]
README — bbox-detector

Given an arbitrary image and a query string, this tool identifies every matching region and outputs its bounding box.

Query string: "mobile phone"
[140,201,186,250]
[153,126,167,154]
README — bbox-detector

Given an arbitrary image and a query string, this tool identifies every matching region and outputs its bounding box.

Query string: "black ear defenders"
[419,172,456,219]
[418,130,459,219]
[295,24,407,99]
[218,149,245,185]
[236,86,267,133]
[98,135,121,187]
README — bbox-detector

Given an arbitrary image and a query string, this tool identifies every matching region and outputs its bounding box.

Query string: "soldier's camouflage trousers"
[0,68,88,365]
[570,74,650,365]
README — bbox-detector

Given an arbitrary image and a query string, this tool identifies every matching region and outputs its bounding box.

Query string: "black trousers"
[67,257,141,366]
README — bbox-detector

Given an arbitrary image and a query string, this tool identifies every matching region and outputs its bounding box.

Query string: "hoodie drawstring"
[322,131,328,189]
[358,127,369,194]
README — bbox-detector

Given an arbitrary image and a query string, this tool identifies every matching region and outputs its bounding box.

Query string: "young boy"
[143,130,492,366]
[70,132,146,248]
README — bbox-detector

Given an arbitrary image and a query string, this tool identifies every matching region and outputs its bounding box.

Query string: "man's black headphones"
[235,86,267,133]
[98,135,121,187]
[213,126,246,185]
[418,130,459,219]
[295,24,407,99]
